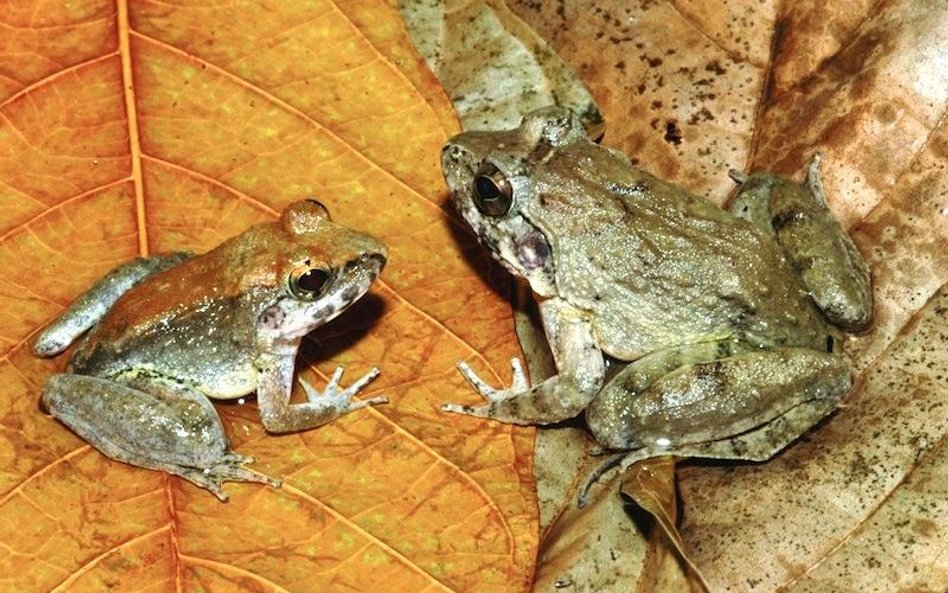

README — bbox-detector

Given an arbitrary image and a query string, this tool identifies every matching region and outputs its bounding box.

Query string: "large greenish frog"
[33,200,388,501]
[440,107,872,503]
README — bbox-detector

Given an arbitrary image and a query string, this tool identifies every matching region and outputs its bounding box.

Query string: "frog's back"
[547,168,830,360]
[69,239,273,399]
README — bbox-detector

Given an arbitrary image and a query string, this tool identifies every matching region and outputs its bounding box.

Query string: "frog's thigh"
[42,374,228,472]
[732,163,872,331]
[589,347,852,451]
[586,340,738,448]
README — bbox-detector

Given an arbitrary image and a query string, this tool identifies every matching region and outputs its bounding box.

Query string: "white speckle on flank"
[238,398,245,405]
[655,437,672,447]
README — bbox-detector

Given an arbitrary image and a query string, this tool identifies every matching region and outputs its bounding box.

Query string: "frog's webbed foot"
[298,366,389,412]
[441,358,530,418]
[168,453,282,502]
[443,357,600,424]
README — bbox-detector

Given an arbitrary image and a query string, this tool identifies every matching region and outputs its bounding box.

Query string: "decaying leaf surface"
[0,2,538,592]
[398,0,602,134]
[509,0,773,201]
[504,1,948,591]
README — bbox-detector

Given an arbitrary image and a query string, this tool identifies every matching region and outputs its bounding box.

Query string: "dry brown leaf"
[509,0,773,201]
[620,460,706,593]
[531,455,641,593]
[0,2,538,592]
[398,0,602,134]
[503,1,947,591]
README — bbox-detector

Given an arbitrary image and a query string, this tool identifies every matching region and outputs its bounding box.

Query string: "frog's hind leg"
[728,155,872,331]
[579,344,851,506]
[33,252,192,357]
[589,345,852,451]
[577,393,839,507]
[41,374,279,501]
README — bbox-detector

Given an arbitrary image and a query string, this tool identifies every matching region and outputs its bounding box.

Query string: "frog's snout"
[347,229,387,267]
[361,251,387,276]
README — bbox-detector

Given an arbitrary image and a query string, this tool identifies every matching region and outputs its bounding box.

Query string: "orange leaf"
[0,2,537,592]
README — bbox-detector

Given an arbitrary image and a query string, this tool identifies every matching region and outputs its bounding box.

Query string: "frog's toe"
[440,402,491,418]
[576,452,629,508]
[347,395,388,410]
[457,358,531,401]
[337,367,381,400]
[298,367,381,403]
[208,460,282,488]
[456,361,500,398]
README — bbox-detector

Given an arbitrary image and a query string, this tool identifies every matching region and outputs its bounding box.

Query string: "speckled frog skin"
[440,107,872,494]
[34,200,388,500]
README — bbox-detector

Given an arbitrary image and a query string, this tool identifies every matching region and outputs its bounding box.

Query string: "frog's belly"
[188,363,259,400]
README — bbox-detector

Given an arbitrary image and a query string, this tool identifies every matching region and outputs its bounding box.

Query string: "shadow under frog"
[33,200,388,501]
[439,106,872,506]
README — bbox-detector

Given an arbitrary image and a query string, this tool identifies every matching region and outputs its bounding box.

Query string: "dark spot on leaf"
[705,60,726,75]
[664,121,683,145]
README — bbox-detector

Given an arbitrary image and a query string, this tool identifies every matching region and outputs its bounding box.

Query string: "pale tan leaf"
[399,0,602,133]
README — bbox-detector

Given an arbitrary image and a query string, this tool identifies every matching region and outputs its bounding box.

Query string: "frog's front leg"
[41,373,278,501]
[442,297,605,424]
[587,343,852,452]
[33,252,191,357]
[254,352,388,433]
[729,155,872,331]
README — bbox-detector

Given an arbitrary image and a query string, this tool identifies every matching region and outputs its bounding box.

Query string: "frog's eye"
[289,265,331,300]
[473,163,513,216]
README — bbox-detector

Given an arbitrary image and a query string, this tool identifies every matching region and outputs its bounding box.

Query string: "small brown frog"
[34,200,388,500]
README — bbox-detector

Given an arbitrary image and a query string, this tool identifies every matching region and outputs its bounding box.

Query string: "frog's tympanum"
[440,107,872,505]
[34,200,388,500]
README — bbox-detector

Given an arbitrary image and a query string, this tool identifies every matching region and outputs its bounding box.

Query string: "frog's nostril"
[350,252,386,274]
[442,144,465,161]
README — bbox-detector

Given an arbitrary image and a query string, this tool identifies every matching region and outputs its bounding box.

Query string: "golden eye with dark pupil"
[473,163,513,216]
[290,267,330,299]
